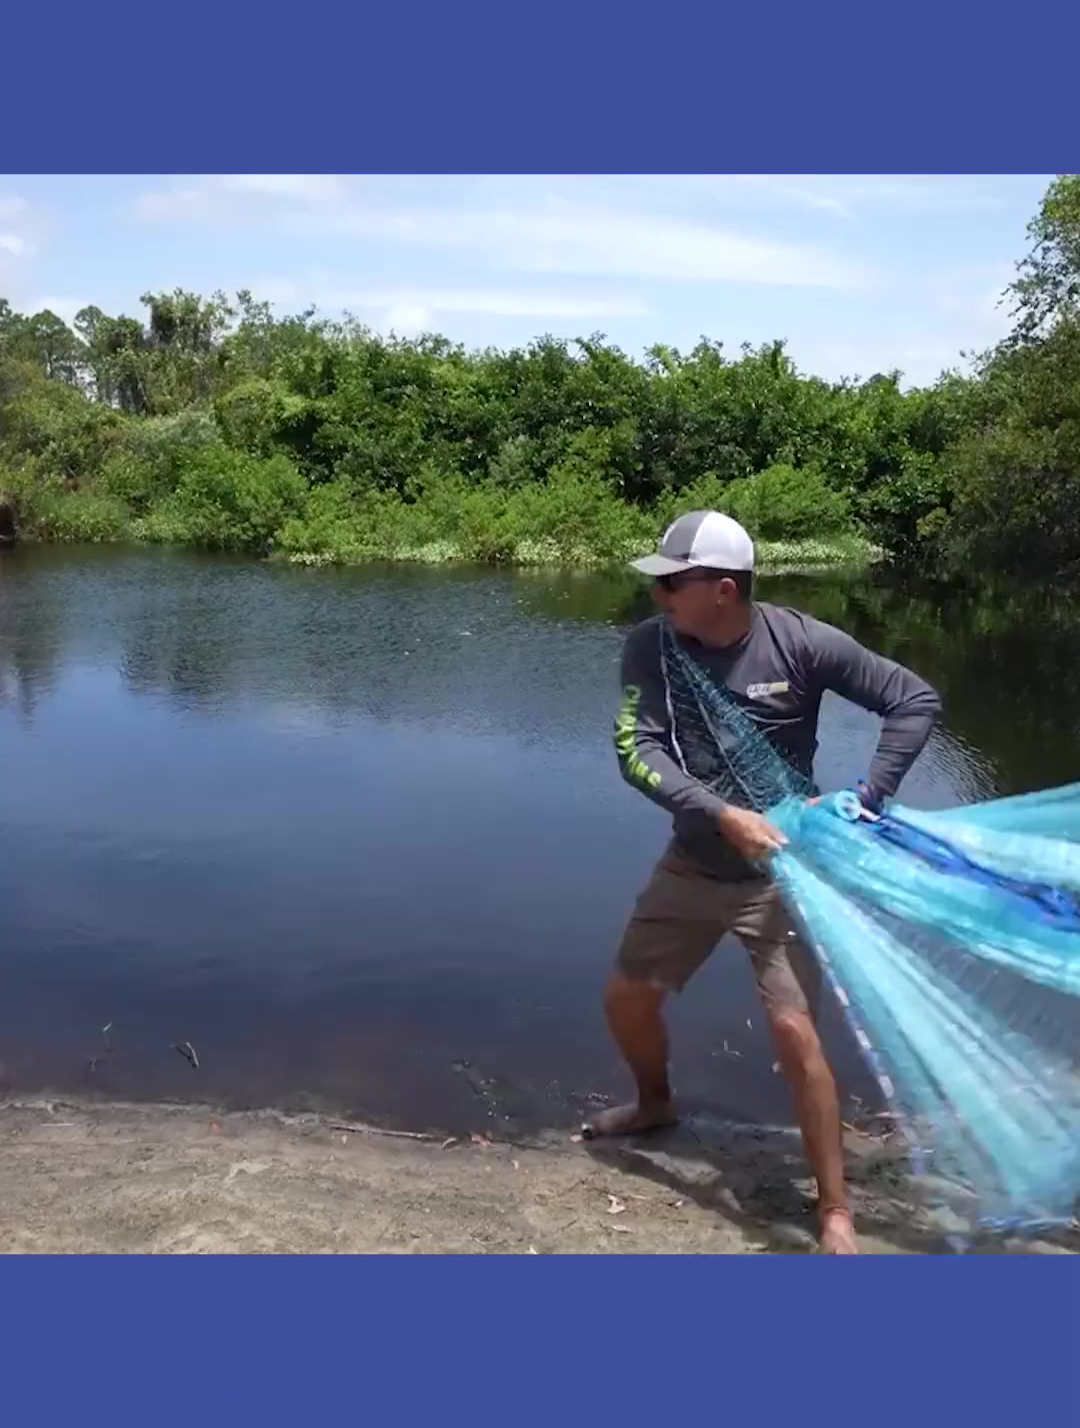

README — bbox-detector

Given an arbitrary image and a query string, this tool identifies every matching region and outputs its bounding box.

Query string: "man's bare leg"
[582,971,680,1137]
[767,1005,857,1254]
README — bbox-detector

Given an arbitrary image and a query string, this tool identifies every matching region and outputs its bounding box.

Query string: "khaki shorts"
[616,841,821,1017]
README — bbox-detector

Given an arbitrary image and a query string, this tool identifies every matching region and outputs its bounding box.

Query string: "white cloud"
[257,279,650,321]
[135,174,355,221]
[383,304,432,336]
[133,183,207,221]
[221,174,348,204]
[134,174,878,291]
[424,288,649,318]
[250,277,307,306]
[261,701,339,737]
[794,257,1024,386]
[793,339,928,387]
[302,200,876,290]
[928,263,1012,314]
[618,175,857,218]
[30,295,87,327]
[834,176,1010,214]
[766,180,854,218]
[796,332,986,389]
[594,173,1021,219]
[0,193,38,298]
[372,289,651,336]
[134,172,1022,234]
[918,264,1016,361]
[712,175,1005,218]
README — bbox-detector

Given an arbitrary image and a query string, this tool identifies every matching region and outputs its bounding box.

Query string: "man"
[587,509,941,1254]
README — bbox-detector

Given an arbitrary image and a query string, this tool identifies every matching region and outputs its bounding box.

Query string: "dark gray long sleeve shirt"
[615,604,942,880]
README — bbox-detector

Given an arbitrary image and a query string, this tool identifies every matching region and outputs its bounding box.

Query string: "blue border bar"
[4,1,1077,170]
[6,1258,1074,1421]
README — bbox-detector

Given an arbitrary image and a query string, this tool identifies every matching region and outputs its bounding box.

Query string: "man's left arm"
[804,616,942,807]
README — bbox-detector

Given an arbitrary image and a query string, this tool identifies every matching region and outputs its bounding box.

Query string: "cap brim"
[628,554,696,576]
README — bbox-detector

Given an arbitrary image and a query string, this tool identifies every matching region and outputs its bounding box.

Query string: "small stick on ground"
[329,1121,441,1144]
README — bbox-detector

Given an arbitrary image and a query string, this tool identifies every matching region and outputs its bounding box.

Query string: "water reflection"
[0,549,64,722]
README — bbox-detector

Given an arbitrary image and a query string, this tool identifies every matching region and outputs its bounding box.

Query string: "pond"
[1,545,1077,1139]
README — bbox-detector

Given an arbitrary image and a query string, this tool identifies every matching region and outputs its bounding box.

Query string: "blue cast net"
[660,621,1080,1240]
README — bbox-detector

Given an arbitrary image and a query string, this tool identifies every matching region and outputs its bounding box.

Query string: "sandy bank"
[0,1096,1074,1254]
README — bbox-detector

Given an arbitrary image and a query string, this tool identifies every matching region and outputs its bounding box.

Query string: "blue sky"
[0,174,1053,388]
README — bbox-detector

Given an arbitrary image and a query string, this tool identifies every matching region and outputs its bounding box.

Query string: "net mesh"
[660,620,1080,1238]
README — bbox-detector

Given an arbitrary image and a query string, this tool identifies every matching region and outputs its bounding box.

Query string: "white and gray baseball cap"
[629,510,755,577]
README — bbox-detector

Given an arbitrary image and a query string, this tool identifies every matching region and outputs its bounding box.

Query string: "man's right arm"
[613,625,730,824]
[614,624,790,862]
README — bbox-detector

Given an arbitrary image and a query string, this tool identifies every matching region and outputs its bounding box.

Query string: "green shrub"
[723,464,851,540]
[857,452,951,565]
[511,467,654,563]
[138,445,307,554]
[32,490,133,543]
[652,473,732,532]
[214,378,315,459]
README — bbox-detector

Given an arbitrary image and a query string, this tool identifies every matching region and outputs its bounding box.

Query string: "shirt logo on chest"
[745,681,790,700]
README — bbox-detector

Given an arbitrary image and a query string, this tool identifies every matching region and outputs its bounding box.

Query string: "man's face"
[651,569,738,636]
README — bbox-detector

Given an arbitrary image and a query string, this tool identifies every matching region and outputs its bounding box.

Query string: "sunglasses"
[655,569,721,593]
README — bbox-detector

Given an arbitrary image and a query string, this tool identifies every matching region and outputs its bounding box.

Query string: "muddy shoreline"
[1,1094,1074,1254]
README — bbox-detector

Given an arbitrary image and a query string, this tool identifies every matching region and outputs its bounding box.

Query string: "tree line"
[2,175,1079,576]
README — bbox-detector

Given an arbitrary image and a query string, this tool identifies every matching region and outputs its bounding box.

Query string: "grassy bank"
[4,457,881,576]
[281,533,880,573]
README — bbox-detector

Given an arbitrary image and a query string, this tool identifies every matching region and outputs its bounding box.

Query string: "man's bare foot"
[818,1207,858,1254]
[580,1099,679,1139]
